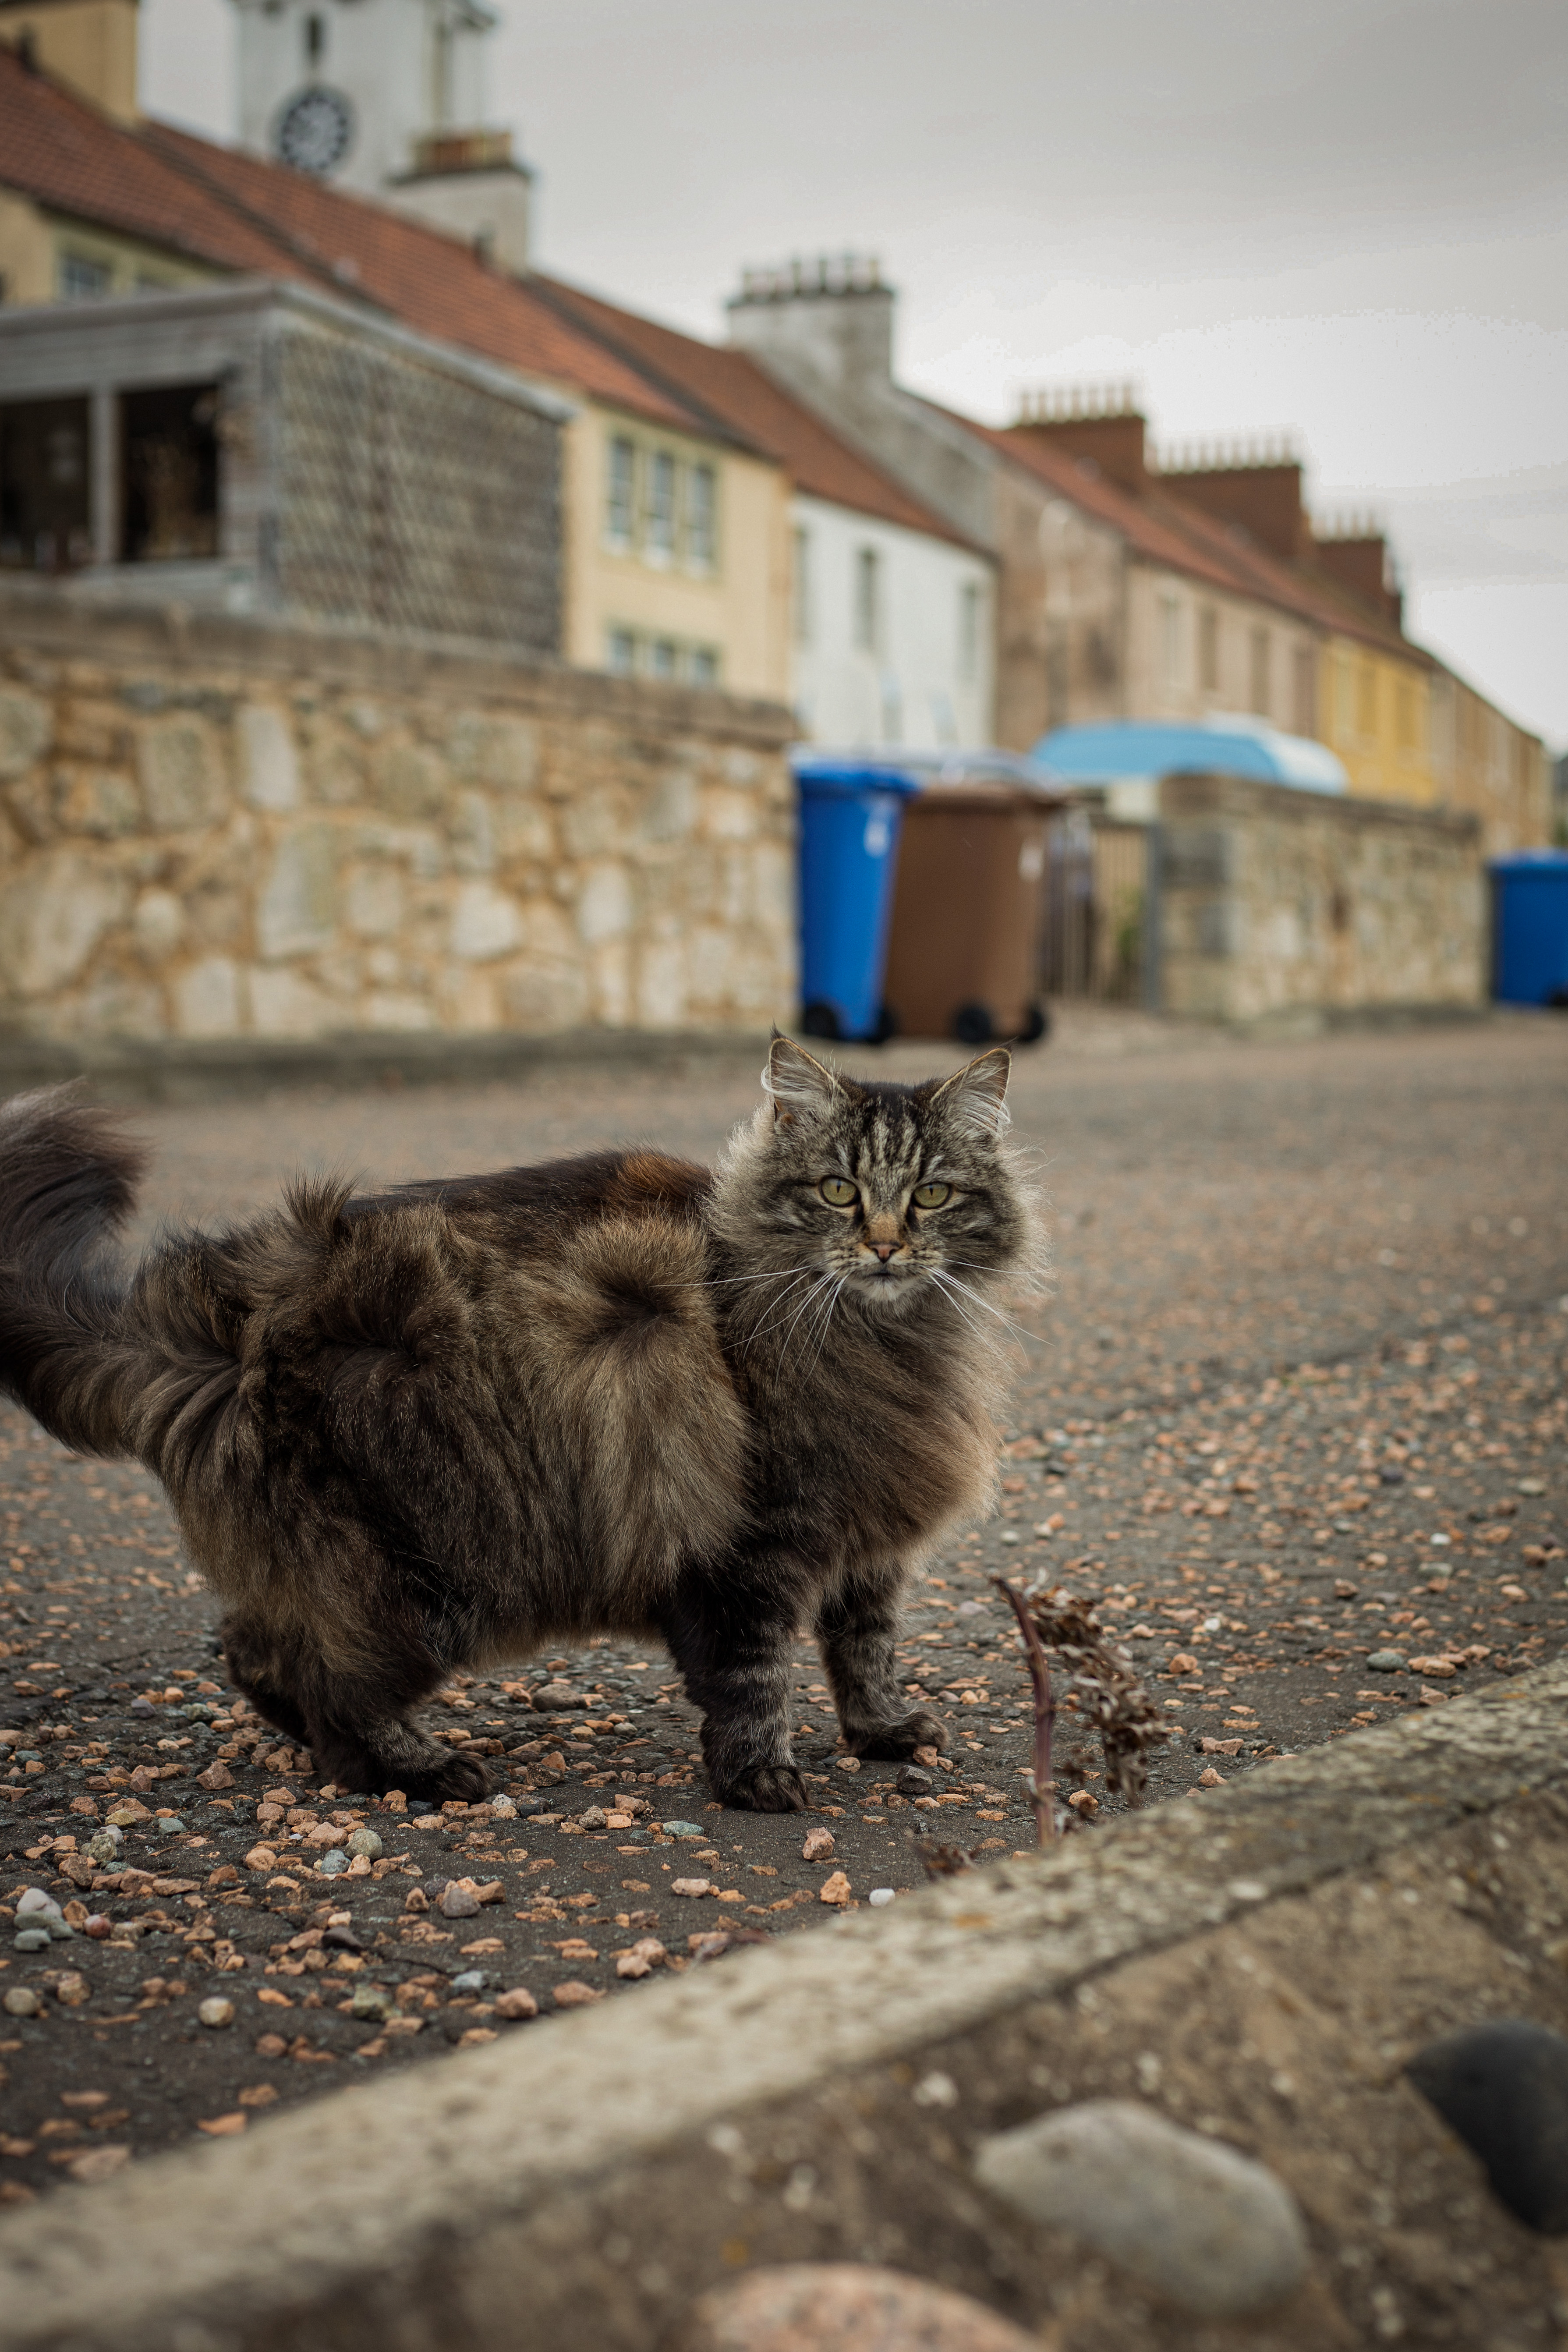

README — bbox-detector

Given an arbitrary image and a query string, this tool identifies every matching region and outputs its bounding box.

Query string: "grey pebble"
[13,1928,52,1952]
[973,2098,1309,2318]
[319,1849,349,1875]
[346,1828,383,1860]
[1364,1651,1407,1672]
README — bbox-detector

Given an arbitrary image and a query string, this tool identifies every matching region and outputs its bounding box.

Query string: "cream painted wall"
[788,492,995,748]
[0,195,220,307]
[1124,564,1319,736]
[0,191,54,308]
[562,406,790,701]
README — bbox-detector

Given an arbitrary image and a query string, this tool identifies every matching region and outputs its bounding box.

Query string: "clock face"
[273,85,354,175]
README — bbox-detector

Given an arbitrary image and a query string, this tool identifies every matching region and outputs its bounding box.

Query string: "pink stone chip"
[676,2263,1042,2352]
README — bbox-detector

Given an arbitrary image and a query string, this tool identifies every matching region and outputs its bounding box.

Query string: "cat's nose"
[869,1240,897,1263]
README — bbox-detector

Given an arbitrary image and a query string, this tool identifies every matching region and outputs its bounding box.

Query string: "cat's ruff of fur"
[0,1041,1043,1810]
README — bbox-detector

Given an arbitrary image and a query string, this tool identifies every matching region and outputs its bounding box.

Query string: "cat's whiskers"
[736,1271,818,1350]
[773,1272,839,1365]
[801,1275,848,1378]
[930,1270,996,1348]
[934,1268,1042,1345]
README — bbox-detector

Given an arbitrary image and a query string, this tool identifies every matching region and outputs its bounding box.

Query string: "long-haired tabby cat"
[0,1038,1040,1810]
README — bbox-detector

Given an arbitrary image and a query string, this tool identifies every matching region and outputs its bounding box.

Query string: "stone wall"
[0,584,796,1049]
[1157,770,1484,1024]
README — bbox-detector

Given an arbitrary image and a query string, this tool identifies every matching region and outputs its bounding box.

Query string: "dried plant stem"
[994,1576,1055,1845]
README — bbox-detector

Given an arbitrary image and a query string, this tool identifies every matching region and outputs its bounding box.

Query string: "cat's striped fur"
[0,1038,1041,1809]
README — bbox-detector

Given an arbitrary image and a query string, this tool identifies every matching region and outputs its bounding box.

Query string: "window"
[1293,645,1317,737]
[958,581,982,682]
[58,251,111,302]
[686,463,716,570]
[121,383,221,562]
[1161,591,1181,687]
[792,526,812,644]
[606,436,636,548]
[1356,662,1377,739]
[604,629,720,686]
[1198,606,1219,693]
[1248,626,1271,717]
[646,450,676,561]
[1395,675,1417,752]
[0,394,91,572]
[854,546,880,653]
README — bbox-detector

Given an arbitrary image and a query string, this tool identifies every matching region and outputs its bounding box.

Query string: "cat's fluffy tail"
[0,1086,156,1457]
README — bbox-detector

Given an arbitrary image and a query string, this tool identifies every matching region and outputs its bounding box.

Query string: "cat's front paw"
[716,1760,808,1813]
[842,1708,950,1761]
[396,1747,492,1804]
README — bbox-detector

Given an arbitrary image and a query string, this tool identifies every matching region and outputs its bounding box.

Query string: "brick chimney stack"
[0,0,138,124]
[1157,437,1309,564]
[1313,518,1403,629]
[1009,384,1149,496]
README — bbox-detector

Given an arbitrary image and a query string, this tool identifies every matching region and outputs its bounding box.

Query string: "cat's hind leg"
[816,1568,950,1760]
[219,1610,490,1803]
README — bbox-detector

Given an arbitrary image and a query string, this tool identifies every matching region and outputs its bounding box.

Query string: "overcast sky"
[143,0,1568,751]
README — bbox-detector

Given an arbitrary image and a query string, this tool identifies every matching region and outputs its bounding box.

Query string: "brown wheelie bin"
[881,777,1060,1044]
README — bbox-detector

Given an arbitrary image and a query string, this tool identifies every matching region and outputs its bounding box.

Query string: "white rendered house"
[788,492,993,751]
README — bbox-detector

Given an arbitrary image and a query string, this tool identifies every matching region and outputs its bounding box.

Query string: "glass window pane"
[686,463,716,569]
[607,626,637,676]
[855,546,879,652]
[58,252,111,301]
[793,526,811,644]
[690,646,719,687]
[650,637,678,678]
[607,436,637,547]
[647,451,676,559]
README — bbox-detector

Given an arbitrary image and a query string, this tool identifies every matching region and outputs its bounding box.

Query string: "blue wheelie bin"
[793,758,920,1042]
[1492,851,1568,1006]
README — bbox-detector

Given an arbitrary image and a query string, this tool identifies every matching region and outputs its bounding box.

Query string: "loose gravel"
[0,1011,1564,2200]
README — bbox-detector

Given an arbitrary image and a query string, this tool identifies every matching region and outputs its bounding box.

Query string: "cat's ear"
[765,1032,843,1127]
[931,1047,1012,1141]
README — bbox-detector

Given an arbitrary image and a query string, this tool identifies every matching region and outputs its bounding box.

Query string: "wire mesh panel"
[1041,811,1151,1002]
[273,326,560,650]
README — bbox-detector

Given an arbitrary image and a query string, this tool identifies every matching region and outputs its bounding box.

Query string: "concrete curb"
[3,1661,1566,2350]
[0,1028,772,1107]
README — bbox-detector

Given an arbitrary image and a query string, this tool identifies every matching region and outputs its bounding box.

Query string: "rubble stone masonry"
[1157,769,1484,1024]
[0,585,797,1049]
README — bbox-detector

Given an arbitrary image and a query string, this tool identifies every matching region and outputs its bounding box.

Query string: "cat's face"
[749,1035,1024,1315]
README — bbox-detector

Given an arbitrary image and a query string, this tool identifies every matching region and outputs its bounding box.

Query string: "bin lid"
[1032,717,1348,793]
[791,755,922,798]
[1490,849,1568,874]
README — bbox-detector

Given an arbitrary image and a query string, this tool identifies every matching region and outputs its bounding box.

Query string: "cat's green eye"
[913,1181,952,1209]
[819,1176,857,1208]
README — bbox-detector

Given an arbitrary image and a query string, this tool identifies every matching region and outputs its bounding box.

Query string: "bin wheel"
[1019,1002,1051,1045]
[868,1003,900,1046]
[952,1002,995,1045]
[801,1001,842,1041]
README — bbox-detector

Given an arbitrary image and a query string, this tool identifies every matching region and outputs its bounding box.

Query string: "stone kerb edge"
[1,1660,1564,2350]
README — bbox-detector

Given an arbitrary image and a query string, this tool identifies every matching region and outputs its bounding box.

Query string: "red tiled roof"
[141,123,719,432]
[532,273,989,553]
[0,44,311,279]
[968,409,1423,660]
[0,49,741,439]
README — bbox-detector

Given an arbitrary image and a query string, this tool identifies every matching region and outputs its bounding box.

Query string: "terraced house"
[0,11,791,699]
[730,266,1549,855]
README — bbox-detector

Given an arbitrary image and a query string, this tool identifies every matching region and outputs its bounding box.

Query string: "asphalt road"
[1,1011,1565,2200]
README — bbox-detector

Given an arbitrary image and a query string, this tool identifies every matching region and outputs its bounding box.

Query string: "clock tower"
[231,0,532,270]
